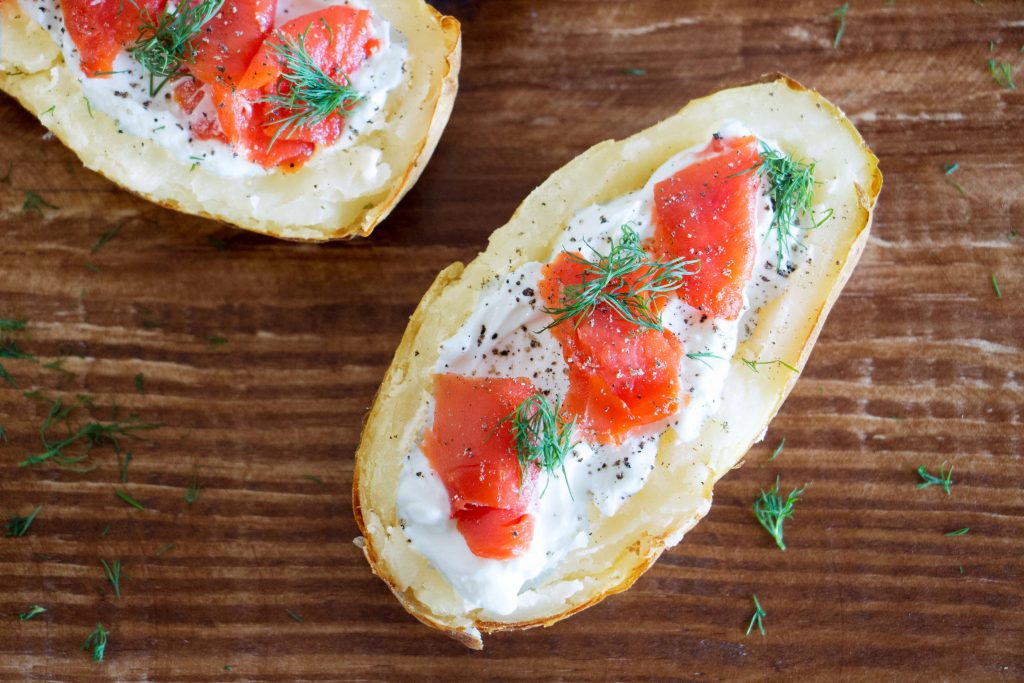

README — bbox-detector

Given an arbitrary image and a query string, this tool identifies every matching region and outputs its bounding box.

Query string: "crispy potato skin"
[0,1,460,241]
[353,74,881,649]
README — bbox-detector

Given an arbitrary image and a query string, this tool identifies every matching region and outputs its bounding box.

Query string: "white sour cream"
[22,0,407,177]
[396,122,812,615]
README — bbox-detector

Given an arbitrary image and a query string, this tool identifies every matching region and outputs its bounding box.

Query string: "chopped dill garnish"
[0,319,27,332]
[129,0,225,96]
[498,392,577,492]
[987,58,1017,90]
[206,235,229,251]
[100,559,122,600]
[18,604,47,621]
[6,505,42,537]
[623,68,647,76]
[118,450,133,483]
[830,3,849,49]
[84,97,94,118]
[917,462,954,495]
[19,395,159,470]
[224,665,235,672]
[745,594,766,636]
[91,224,122,254]
[943,162,960,175]
[0,339,35,360]
[686,351,724,369]
[186,467,202,505]
[101,524,111,537]
[157,543,175,555]
[135,373,145,394]
[285,609,304,623]
[115,489,145,511]
[22,191,58,217]
[735,144,832,272]
[990,274,1002,299]
[543,225,699,332]
[82,623,108,662]
[753,477,806,550]
[771,439,785,461]
[205,335,228,348]
[945,527,970,537]
[40,105,56,116]
[741,358,799,374]
[301,474,324,486]
[260,27,364,150]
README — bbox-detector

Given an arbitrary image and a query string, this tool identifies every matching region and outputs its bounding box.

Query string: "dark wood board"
[1,0,1022,680]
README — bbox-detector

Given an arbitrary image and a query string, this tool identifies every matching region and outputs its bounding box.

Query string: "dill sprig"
[19,395,160,470]
[770,439,785,461]
[917,462,953,495]
[987,58,1017,90]
[6,505,42,537]
[285,608,304,623]
[260,28,364,150]
[115,489,145,511]
[753,477,806,551]
[991,274,1002,300]
[686,351,724,370]
[0,319,27,332]
[741,358,799,374]
[18,604,47,621]
[945,527,970,537]
[91,224,122,254]
[735,144,833,272]
[499,392,577,492]
[543,225,700,332]
[186,467,202,504]
[129,0,225,96]
[22,191,58,216]
[82,623,108,662]
[100,559,122,600]
[830,3,849,50]
[745,594,766,636]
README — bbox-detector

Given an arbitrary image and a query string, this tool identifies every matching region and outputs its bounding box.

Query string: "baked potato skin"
[0,1,460,241]
[353,74,881,649]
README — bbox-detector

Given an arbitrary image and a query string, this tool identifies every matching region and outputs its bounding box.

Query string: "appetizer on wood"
[0,0,460,240]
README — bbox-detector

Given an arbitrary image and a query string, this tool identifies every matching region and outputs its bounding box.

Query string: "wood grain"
[1,0,1022,680]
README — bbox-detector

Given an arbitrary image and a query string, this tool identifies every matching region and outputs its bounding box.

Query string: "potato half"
[0,0,460,241]
[353,75,882,648]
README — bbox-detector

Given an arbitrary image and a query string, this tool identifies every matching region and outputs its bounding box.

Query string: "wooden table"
[2,0,1022,680]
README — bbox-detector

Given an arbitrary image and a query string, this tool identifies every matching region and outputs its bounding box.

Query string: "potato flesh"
[354,76,881,647]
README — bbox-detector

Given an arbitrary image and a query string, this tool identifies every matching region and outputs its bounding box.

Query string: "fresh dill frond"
[917,461,954,495]
[129,0,225,96]
[285,609,304,623]
[260,28,364,150]
[745,594,766,636]
[987,58,1017,90]
[945,527,970,537]
[101,524,111,537]
[22,191,58,216]
[91,224,122,254]
[771,439,785,461]
[753,477,806,550]
[301,474,324,486]
[186,467,201,505]
[6,505,42,537]
[991,274,1002,300]
[115,489,145,511]
[741,358,799,374]
[735,144,832,272]
[100,559,122,600]
[18,604,47,621]
[82,623,108,662]
[0,319,27,332]
[686,351,725,370]
[19,395,159,470]
[118,450,133,483]
[830,3,849,49]
[0,339,35,360]
[543,225,700,332]
[943,162,960,175]
[499,392,577,492]
[157,543,175,555]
